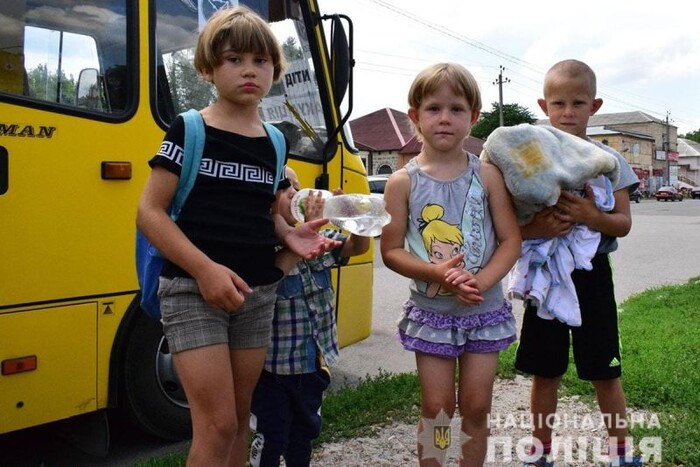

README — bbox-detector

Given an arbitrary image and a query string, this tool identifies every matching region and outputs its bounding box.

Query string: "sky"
[317,0,700,135]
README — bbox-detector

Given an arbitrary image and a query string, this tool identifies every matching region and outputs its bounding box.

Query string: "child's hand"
[431,253,465,281]
[522,206,573,238]
[443,268,484,305]
[194,262,252,312]
[302,190,326,222]
[285,217,341,259]
[555,184,598,226]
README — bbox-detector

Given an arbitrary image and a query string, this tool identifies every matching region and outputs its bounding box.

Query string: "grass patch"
[137,451,187,467]
[611,281,700,465]
[141,280,699,466]
[318,370,421,443]
[498,280,700,465]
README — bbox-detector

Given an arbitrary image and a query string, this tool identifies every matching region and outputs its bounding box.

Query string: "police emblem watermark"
[416,409,471,466]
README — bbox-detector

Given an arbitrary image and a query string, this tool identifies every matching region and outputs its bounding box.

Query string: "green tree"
[471,102,537,139]
[282,37,304,61]
[680,129,700,143]
[166,50,217,113]
[269,37,306,96]
[26,63,76,104]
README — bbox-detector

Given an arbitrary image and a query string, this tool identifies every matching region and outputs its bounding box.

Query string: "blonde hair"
[407,63,482,139]
[544,59,597,98]
[420,204,463,253]
[194,5,286,81]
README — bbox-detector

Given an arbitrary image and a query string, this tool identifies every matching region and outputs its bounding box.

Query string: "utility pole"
[665,111,671,186]
[493,65,510,127]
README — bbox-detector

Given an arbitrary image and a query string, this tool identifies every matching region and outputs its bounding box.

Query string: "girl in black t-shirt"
[136,6,338,466]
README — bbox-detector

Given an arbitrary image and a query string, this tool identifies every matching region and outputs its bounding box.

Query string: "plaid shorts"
[159,277,278,353]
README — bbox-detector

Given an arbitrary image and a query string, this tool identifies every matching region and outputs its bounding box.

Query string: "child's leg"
[226,283,278,467]
[415,352,457,467]
[283,369,331,467]
[530,375,562,449]
[592,378,632,456]
[229,346,269,467]
[456,351,499,467]
[173,343,239,467]
[515,303,570,462]
[249,371,293,467]
[570,255,634,461]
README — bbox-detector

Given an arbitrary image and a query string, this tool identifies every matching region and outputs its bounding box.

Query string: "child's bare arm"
[340,233,370,258]
[275,248,300,275]
[380,171,458,285]
[473,162,522,292]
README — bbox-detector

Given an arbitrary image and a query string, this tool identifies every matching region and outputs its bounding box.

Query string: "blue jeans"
[250,369,331,467]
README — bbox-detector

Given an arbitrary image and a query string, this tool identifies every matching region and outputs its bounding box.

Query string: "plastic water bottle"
[290,190,391,237]
[323,194,391,237]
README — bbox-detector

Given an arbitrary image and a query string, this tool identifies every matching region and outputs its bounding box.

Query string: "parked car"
[368,175,389,199]
[691,186,700,199]
[655,186,683,202]
[629,189,642,203]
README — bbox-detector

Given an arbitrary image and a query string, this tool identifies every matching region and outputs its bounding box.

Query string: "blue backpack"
[136,109,286,320]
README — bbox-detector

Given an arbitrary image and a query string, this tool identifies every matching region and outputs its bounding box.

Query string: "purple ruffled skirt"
[397,300,517,358]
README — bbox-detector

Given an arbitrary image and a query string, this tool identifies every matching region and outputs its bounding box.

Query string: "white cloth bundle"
[507,176,615,326]
[480,123,619,225]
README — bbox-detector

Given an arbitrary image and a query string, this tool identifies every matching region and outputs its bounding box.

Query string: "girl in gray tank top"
[379,62,522,465]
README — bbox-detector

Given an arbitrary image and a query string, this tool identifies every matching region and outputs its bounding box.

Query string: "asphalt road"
[3,198,699,466]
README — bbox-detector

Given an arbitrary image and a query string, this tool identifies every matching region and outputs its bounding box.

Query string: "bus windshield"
[155,0,329,161]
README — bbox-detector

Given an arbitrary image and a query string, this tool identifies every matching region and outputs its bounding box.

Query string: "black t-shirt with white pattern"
[149,115,284,286]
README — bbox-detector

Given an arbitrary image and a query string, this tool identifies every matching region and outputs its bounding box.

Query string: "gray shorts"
[158,277,277,354]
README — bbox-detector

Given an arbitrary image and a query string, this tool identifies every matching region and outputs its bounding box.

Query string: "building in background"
[586,126,655,194]
[349,107,484,175]
[538,111,680,191]
[677,139,700,188]
[351,108,692,193]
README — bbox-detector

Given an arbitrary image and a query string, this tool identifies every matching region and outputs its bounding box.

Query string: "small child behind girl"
[380,62,522,467]
[249,167,370,467]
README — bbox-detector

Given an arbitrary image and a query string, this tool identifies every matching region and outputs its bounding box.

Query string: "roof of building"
[679,138,700,157]
[586,125,655,141]
[537,111,674,128]
[349,108,413,151]
[588,111,672,127]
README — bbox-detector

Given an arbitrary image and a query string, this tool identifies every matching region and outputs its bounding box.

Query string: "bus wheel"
[119,310,191,440]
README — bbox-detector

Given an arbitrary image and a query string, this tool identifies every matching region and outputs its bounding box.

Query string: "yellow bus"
[0,0,372,447]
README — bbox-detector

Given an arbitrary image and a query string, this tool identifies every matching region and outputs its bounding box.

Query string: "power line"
[361,0,700,132]
[367,0,543,74]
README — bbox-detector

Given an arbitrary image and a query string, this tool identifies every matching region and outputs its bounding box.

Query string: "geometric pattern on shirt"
[157,140,274,185]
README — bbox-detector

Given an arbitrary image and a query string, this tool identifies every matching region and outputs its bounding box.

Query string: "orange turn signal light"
[101,161,132,180]
[2,356,37,375]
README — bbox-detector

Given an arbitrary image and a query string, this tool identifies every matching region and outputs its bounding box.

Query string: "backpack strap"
[263,122,286,192]
[171,109,205,219]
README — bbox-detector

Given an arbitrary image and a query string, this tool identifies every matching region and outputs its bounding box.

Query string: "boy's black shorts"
[514,253,622,381]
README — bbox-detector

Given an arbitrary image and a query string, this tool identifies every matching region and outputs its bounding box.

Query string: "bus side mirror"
[77,68,102,110]
[329,14,352,107]
[321,13,354,163]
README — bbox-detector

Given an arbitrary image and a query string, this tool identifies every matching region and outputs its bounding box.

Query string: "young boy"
[249,167,370,467]
[515,60,642,467]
